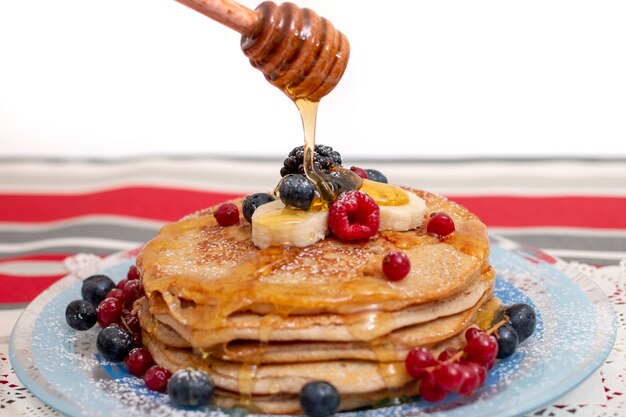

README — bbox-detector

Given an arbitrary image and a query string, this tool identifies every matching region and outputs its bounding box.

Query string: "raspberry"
[214,203,240,227]
[349,166,368,179]
[427,212,455,237]
[328,191,380,241]
[382,251,411,281]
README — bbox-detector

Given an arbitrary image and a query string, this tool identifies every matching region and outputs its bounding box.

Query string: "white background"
[1,0,625,159]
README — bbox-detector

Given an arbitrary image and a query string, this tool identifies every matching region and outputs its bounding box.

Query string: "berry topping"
[465,361,487,387]
[505,303,536,342]
[299,381,340,417]
[495,322,519,359]
[364,168,388,184]
[65,299,97,331]
[382,251,411,281]
[121,279,144,308]
[127,265,141,280]
[464,333,498,365]
[122,313,141,334]
[437,349,458,362]
[349,166,368,179]
[124,347,154,377]
[427,212,455,237]
[281,144,342,177]
[457,363,480,395]
[214,203,240,227]
[279,174,316,210]
[144,366,172,393]
[97,297,123,328]
[405,347,437,379]
[167,368,215,407]
[105,288,123,301]
[419,372,448,402]
[81,274,116,306]
[116,279,128,290]
[434,362,464,392]
[96,324,134,362]
[464,327,482,342]
[328,191,380,241]
[242,192,276,222]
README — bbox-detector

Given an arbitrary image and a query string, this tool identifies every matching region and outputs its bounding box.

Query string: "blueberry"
[495,322,519,359]
[279,174,316,209]
[505,303,536,342]
[81,274,116,306]
[300,381,340,417]
[96,324,134,362]
[364,169,388,183]
[167,368,215,407]
[242,193,276,223]
[65,299,97,330]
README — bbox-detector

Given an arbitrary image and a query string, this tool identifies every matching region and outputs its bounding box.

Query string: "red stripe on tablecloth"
[0,254,73,263]
[451,196,626,228]
[1,187,625,228]
[0,274,65,304]
[0,187,243,222]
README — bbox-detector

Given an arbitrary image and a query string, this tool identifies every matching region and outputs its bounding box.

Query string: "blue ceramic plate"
[10,242,616,417]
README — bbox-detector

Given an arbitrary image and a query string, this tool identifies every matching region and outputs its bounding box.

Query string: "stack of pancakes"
[135,188,495,414]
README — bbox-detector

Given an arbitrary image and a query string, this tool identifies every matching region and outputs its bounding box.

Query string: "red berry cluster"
[405,328,498,402]
[328,191,380,241]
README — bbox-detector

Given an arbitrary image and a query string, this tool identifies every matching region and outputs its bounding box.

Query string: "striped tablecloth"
[1,157,625,416]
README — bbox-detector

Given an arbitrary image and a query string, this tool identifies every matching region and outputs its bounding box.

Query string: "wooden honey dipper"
[175,0,350,101]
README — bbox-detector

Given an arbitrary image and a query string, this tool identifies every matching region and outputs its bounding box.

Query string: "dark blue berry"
[96,324,134,362]
[279,174,316,210]
[300,381,340,417]
[242,193,276,223]
[65,299,97,330]
[167,368,215,407]
[505,303,536,342]
[495,322,519,359]
[81,274,116,306]
[364,169,388,183]
[328,169,361,196]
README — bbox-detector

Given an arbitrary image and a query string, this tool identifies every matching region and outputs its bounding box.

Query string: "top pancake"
[137,189,490,321]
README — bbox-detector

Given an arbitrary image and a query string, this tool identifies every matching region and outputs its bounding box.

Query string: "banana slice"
[359,179,427,232]
[252,200,329,249]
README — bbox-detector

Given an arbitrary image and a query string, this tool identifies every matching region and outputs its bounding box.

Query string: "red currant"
[457,363,480,395]
[464,333,498,365]
[116,279,128,290]
[437,349,458,362]
[144,366,171,392]
[214,203,240,227]
[434,363,464,392]
[405,347,437,379]
[105,288,123,301]
[97,297,123,328]
[122,313,140,334]
[125,347,154,377]
[465,327,483,341]
[382,251,411,281]
[122,279,144,308]
[419,372,448,402]
[328,191,380,241]
[427,212,455,237]
[349,166,368,179]
[127,265,141,280]
[464,361,487,387]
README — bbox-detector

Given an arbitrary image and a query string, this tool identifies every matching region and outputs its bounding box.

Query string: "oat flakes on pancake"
[137,189,490,322]
[140,270,493,348]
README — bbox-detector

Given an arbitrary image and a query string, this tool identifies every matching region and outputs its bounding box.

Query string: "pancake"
[135,187,495,413]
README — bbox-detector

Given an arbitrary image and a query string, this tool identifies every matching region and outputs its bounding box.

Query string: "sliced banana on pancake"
[252,200,329,249]
[360,180,427,232]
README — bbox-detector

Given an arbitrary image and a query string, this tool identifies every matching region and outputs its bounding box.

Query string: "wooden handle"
[175,0,259,37]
